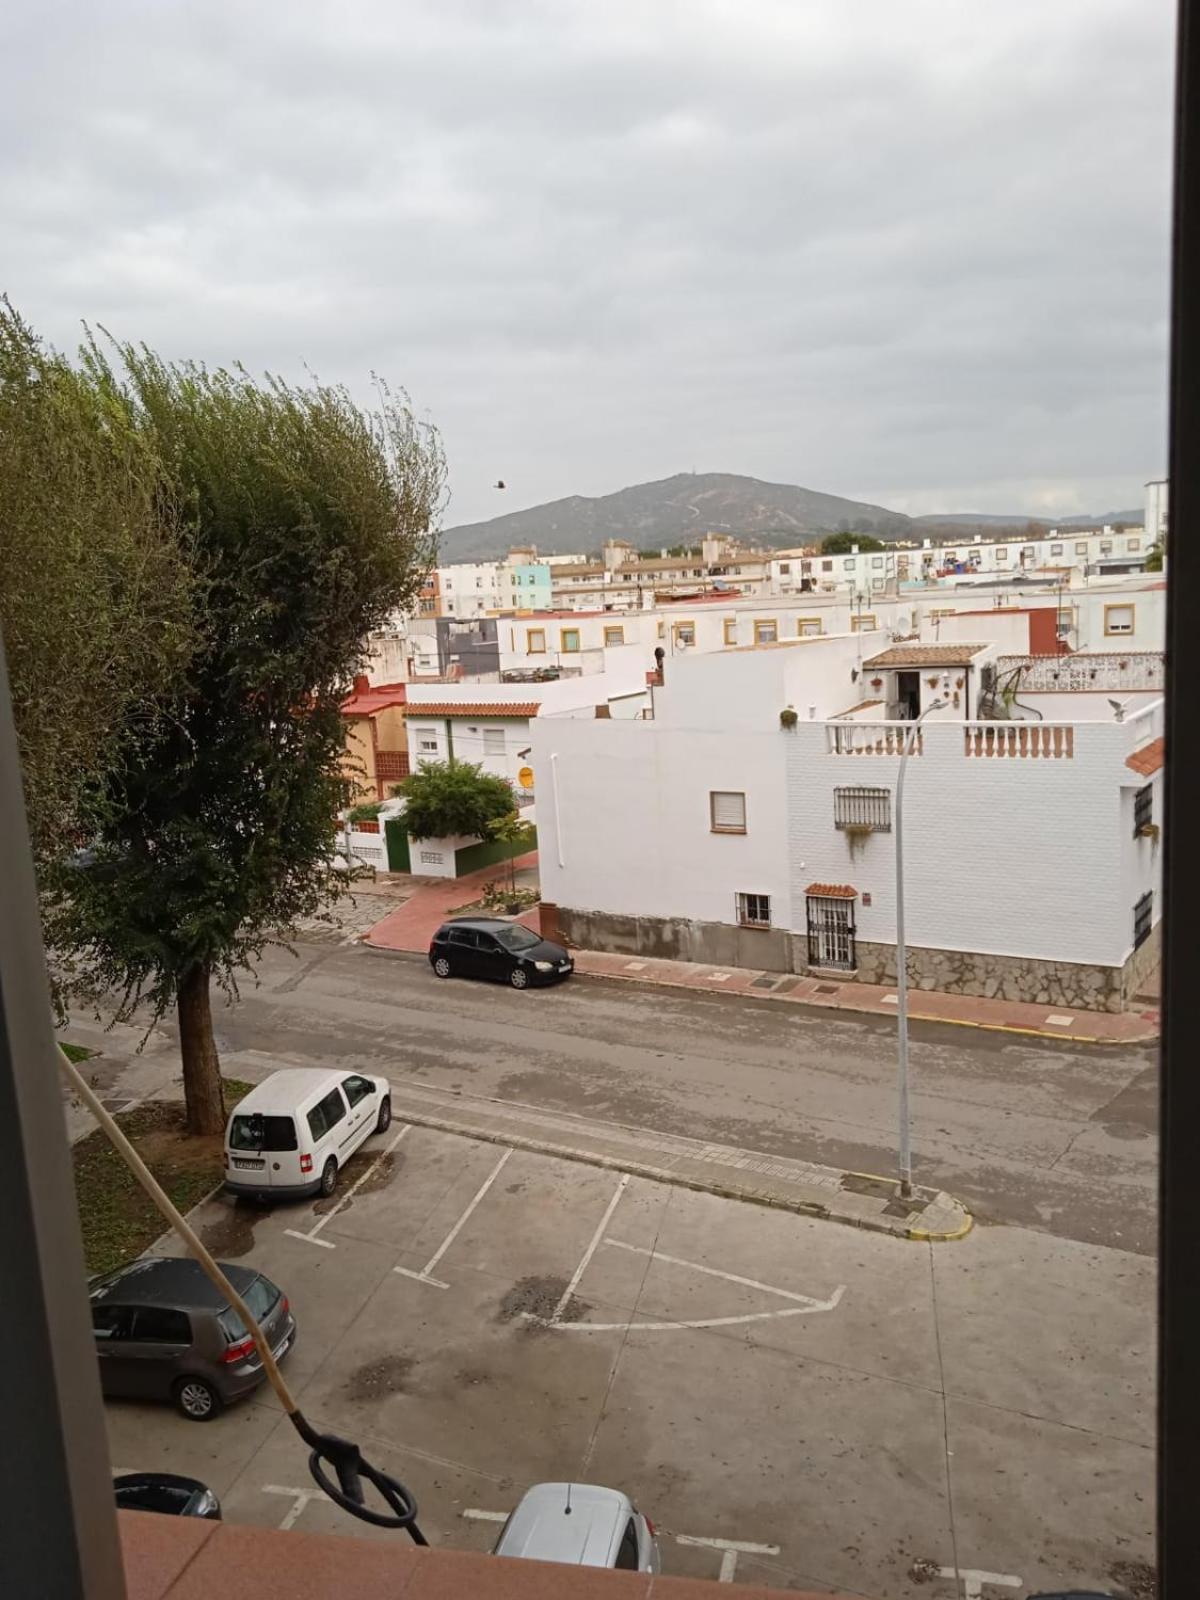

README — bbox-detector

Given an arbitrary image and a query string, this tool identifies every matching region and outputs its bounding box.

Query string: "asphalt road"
[214,938,1158,1255]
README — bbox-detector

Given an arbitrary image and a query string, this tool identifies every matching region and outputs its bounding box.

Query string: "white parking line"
[548,1173,629,1323]
[604,1239,837,1306]
[937,1569,1022,1599]
[285,1124,411,1249]
[462,1508,509,1522]
[676,1534,781,1584]
[395,1147,513,1289]
[262,1483,331,1531]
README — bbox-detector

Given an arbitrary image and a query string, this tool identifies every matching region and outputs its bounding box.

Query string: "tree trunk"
[177,962,226,1136]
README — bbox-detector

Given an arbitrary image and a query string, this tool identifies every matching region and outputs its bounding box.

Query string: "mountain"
[437,473,1145,562]
[438,472,912,561]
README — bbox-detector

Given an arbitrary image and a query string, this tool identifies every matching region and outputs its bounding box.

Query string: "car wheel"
[509,966,530,990]
[320,1157,338,1197]
[174,1376,222,1422]
[433,956,452,978]
[376,1096,392,1133]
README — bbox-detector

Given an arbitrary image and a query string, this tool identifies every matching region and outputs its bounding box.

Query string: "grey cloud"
[0,0,1174,526]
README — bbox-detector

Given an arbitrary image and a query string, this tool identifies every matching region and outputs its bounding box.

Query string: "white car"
[493,1484,660,1573]
[223,1068,391,1201]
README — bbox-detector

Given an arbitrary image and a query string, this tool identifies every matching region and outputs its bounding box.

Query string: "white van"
[223,1068,392,1201]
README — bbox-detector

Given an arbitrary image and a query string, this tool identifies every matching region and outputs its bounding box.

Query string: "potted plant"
[870,676,883,691]
[1138,821,1160,842]
[779,706,799,729]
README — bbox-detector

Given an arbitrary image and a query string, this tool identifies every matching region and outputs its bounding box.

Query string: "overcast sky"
[2,1,1175,528]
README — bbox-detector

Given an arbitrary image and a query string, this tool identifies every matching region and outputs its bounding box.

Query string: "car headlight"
[192,1488,221,1518]
[533,961,555,972]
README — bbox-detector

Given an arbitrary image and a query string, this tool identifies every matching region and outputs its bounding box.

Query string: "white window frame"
[736,892,771,929]
[710,791,747,834]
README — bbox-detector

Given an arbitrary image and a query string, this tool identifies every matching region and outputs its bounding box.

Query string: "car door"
[447,926,481,975]
[473,931,509,983]
[340,1074,378,1156]
[123,1305,195,1398]
[311,1085,359,1165]
[92,1303,137,1396]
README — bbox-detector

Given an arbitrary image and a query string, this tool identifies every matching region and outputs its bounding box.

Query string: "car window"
[447,927,479,947]
[219,1274,280,1342]
[92,1304,133,1341]
[494,925,541,953]
[474,932,499,952]
[130,1307,191,1345]
[308,1087,346,1141]
[615,1519,640,1571]
[342,1075,374,1107]
[229,1112,298,1152]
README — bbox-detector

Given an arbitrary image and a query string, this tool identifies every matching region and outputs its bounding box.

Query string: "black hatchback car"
[90,1256,295,1421]
[429,917,574,989]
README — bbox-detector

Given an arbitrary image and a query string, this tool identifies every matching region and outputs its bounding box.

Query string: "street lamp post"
[894,698,946,1200]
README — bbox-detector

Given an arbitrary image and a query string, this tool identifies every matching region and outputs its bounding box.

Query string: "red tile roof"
[341,681,407,716]
[862,644,989,668]
[405,701,541,718]
[1125,736,1164,777]
[805,882,858,899]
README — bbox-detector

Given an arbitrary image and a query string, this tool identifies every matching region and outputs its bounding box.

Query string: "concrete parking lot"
[103,1112,1154,1598]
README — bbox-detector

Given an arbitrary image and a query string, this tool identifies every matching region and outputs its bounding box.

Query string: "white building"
[530,634,1163,1011]
[432,550,552,618]
[1145,479,1168,549]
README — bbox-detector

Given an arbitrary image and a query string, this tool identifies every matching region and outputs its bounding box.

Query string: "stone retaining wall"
[837,939,1126,1012]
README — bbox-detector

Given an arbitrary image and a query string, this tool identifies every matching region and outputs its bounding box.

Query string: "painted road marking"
[262,1483,331,1531]
[937,1569,1022,1599]
[548,1173,630,1322]
[1043,1013,1075,1027]
[623,960,647,971]
[707,971,731,982]
[285,1124,411,1249]
[395,1147,513,1289]
[676,1533,780,1584]
[462,1508,509,1523]
[881,993,899,1004]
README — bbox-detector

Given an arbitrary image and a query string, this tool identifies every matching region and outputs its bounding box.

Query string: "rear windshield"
[494,925,541,952]
[219,1274,280,1342]
[229,1113,298,1152]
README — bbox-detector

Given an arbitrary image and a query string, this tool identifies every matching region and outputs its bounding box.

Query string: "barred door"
[806,895,856,969]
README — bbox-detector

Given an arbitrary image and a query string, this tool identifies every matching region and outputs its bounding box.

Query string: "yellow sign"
[517,765,535,790]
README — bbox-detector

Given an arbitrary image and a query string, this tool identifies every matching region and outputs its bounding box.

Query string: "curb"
[357,940,1157,1047]
[387,1103,974,1245]
[565,964,1160,1048]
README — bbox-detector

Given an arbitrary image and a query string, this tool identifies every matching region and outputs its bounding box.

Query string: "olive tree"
[59,348,444,1132]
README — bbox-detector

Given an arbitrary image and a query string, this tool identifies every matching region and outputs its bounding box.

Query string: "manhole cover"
[813,983,839,995]
[750,975,782,990]
[774,977,802,994]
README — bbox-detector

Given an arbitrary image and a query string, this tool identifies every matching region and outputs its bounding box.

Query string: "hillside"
[438,472,912,561]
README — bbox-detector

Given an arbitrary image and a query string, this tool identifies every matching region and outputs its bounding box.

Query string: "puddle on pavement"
[345,1354,416,1402]
[312,1150,402,1215]
[199,1203,260,1259]
[496,1274,591,1327]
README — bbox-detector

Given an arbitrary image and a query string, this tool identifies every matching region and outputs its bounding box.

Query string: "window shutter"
[711,792,746,831]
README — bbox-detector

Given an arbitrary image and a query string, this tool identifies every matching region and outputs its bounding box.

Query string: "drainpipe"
[549,753,565,867]
[445,718,454,764]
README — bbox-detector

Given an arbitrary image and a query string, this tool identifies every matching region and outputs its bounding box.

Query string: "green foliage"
[487,807,536,892]
[53,341,444,1044]
[820,531,885,554]
[398,760,515,840]
[0,301,193,874]
[348,801,384,823]
[1144,541,1164,572]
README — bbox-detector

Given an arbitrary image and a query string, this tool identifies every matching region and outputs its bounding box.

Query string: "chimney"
[353,674,369,694]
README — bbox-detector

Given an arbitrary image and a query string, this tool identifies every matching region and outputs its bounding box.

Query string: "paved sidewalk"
[57,1017,182,1143]
[363,851,540,951]
[210,1051,973,1243]
[572,949,1160,1045]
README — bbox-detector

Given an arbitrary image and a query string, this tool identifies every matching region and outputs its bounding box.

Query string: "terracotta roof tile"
[1125,736,1164,777]
[862,644,989,668]
[341,682,407,716]
[805,882,858,899]
[405,701,541,718]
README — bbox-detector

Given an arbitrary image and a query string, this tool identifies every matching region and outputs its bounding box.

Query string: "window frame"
[129,1306,192,1346]
[850,614,878,632]
[1134,784,1154,836]
[673,620,696,647]
[526,628,546,654]
[834,785,892,832]
[723,618,738,646]
[603,625,625,647]
[1133,890,1153,951]
[736,891,771,929]
[560,628,581,653]
[342,1074,374,1108]
[797,617,822,637]
[709,790,747,835]
[482,727,506,758]
[753,619,778,645]
[308,1086,347,1143]
[1105,603,1135,635]
[1075,541,1089,554]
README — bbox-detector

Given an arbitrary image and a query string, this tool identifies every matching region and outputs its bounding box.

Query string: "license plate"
[233,1158,264,1170]
[559,961,573,971]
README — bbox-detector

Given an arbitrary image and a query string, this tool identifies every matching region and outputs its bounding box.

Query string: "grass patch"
[74,1078,253,1276]
[58,1042,94,1063]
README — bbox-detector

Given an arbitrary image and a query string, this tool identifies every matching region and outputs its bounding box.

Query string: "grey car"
[493,1484,660,1572]
[90,1257,295,1421]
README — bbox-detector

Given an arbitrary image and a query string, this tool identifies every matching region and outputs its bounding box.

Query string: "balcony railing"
[826,722,920,755]
[962,722,1075,759]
